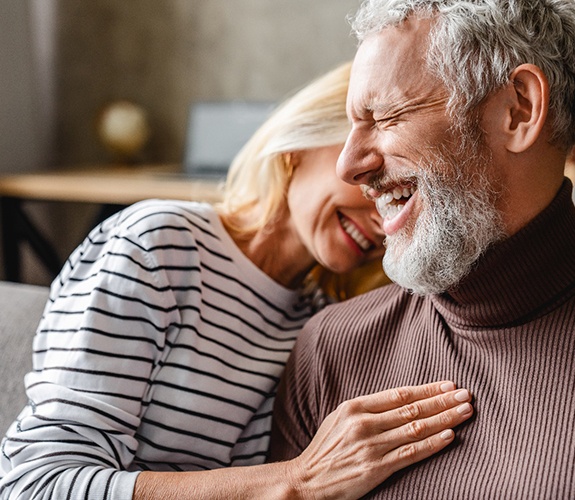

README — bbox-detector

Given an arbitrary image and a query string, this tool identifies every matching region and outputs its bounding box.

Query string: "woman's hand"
[285,381,473,499]
[135,382,472,500]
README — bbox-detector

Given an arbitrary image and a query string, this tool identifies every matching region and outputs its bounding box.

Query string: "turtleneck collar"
[430,179,575,329]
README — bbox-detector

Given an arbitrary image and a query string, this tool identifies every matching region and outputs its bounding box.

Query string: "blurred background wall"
[55,0,361,165]
[0,0,52,174]
[0,0,361,284]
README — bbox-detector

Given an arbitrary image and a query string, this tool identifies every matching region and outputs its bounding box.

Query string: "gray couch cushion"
[0,281,50,436]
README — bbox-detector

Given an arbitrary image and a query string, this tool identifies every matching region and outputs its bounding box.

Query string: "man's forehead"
[347,17,442,115]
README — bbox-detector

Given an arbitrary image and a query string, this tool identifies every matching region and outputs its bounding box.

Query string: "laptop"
[183,101,275,180]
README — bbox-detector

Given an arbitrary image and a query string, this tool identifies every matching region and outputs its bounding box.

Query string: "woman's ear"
[284,151,302,175]
[504,63,549,153]
[289,151,302,168]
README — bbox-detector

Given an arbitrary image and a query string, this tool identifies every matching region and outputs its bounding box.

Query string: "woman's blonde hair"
[217,61,352,234]
[216,61,391,299]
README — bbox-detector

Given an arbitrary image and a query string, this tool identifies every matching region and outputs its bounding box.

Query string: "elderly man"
[270,1,575,498]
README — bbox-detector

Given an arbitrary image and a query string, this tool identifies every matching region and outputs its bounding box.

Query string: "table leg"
[0,197,63,282]
[1,197,21,282]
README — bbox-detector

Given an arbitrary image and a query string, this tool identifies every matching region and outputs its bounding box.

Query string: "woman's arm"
[133,381,472,500]
[0,206,182,499]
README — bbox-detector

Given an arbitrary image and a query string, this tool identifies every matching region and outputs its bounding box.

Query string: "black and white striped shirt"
[1,200,319,499]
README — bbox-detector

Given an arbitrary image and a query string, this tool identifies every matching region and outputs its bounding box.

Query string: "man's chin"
[382,238,459,295]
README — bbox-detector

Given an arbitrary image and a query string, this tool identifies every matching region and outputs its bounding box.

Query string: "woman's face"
[286,144,386,274]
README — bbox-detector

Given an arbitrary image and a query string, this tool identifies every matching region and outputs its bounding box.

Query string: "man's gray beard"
[382,137,506,295]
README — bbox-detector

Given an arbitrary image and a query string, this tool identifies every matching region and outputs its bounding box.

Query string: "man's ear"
[505,63,549,153]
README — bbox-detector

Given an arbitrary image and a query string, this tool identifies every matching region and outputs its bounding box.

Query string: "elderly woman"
[0,62,473,499]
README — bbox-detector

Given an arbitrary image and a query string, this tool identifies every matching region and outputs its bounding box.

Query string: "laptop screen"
[183,101,275,179]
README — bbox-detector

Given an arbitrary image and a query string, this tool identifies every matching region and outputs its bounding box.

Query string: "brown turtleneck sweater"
[270,180,575,499]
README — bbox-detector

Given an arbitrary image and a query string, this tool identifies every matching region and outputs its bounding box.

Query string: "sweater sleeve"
[0,208,182,499]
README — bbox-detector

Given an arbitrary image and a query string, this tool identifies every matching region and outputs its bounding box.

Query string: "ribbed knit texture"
[271,180,575,499]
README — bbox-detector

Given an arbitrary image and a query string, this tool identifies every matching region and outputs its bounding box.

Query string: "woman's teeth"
[340,216,371,251]
[376,186,416,220]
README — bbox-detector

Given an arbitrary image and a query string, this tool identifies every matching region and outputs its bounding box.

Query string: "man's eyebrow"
[367,95,449,119]
[349,98,393,121]
[366,98,393,115]
[367,98,390,113]
[368,102,407,123]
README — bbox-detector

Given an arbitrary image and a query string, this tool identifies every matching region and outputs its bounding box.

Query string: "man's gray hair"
[350,0,575,149]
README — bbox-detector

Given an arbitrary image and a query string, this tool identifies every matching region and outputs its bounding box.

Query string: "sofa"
[0,280,50,436]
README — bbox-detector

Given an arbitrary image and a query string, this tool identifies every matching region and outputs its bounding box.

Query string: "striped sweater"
[270,180,575,499]
[0,200,318,499]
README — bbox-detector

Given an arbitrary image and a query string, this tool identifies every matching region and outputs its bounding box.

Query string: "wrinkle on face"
[368,95,449,126]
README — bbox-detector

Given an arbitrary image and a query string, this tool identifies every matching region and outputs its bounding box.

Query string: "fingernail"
[454,389,469,402]
[440,429,454,440]
[440,382,455,392]
[457,403,472,415]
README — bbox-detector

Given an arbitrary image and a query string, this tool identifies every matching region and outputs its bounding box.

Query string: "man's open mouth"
[375,184,416,220]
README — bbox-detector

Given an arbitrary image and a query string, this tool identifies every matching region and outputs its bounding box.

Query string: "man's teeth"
[379,202,405,219]
[376,186,416,220]
[340,217,371,251]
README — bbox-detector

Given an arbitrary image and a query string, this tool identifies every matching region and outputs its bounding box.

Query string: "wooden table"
[0,164,223,282]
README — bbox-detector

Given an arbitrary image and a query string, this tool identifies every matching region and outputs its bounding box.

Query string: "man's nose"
[337,130,382,185]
